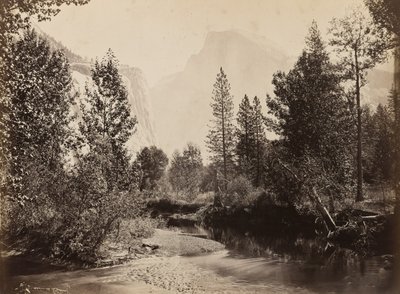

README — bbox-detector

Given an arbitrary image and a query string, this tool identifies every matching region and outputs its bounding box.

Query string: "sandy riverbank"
[6,229,316,294]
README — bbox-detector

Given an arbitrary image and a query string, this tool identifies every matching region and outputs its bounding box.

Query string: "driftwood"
[277,159,337,232]
[32,287,68,293]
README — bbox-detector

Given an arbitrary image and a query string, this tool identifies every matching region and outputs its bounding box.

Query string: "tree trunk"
[221,100,227,192]
[277,159,336,231]
[311,187,337,232]
[355,48,363,202]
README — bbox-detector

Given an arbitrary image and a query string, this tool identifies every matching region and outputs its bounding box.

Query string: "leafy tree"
[135,146,169,191]
[0,2,89,195]
[168,143,203,200]
[0,30,134,262]
[61,137,142,261]
[266,22,353,205]
[4,29,75,204]
[0,0,90,57]
[365,0,400,36]
[206,67,236,192]
[329,8,394,201]
[79,49,137,191]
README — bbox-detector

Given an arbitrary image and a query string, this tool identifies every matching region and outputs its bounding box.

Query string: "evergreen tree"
[251,96,267,187]
[266,22,353,204]
[236,95,254,176]
[206,67,236,191]
[329,8,394,201]
[236,95,267,187]
[363,103,395,185]
[79,49,137,191]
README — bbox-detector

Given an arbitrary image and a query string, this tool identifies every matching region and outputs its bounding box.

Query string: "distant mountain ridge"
[150,30,394,158]
[150,30,296,157]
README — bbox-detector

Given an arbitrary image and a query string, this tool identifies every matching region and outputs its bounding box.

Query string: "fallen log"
[277,159,337,232]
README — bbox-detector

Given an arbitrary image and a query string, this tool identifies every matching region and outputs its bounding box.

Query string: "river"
[1,224,395,293]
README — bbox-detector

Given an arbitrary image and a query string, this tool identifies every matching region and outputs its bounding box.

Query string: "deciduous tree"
[168,143,203,200]
[79,49,137,191]
[135,146,169,191]
[329,7,394,201]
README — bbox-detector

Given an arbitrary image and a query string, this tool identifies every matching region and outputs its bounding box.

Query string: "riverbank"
[1,229,229,293]
[3,225,396,293]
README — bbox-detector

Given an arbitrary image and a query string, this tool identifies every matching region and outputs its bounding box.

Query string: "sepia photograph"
[1,0,400,293]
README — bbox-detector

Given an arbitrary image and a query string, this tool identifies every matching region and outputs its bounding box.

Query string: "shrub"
[113,217,164,248]
[225,175,254,206]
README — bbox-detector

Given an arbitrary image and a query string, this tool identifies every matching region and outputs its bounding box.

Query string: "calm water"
[1,224,396,293]
[182,225,395,293]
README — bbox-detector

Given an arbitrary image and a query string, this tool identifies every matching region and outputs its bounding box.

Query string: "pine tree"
[266,21,353,203]
[329,8,394,201]
[236,95,254,176]
[79,49,137,191]
[206,67,236,192]
[251,96,267,187]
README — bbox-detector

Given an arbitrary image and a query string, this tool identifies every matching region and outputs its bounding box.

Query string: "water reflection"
[182,225,395,293]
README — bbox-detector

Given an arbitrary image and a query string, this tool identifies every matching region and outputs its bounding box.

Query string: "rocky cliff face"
[38,27,157,155]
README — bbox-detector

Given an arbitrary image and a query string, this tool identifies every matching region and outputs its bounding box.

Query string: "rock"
[142,243,160,250]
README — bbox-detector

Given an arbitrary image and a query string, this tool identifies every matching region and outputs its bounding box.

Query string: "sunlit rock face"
[38,27,157,156]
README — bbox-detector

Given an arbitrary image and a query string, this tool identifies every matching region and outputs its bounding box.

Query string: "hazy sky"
[34,0,372,86]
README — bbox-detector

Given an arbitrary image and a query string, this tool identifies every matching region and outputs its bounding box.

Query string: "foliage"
[113,217,164,248]
[1,32,145,263]
[80,49,136,148]
[266,22,354,206]
[329,8,394,78]
[236,94,253,175]
[0,0,90,58]
[206,67,236,191]
[225,175,254,206]
[79,49,137,191]
[4,29,75,204]
[236,95,267,187]
[365,0,400,37]
[199,163,218,193]
[329,7,395,201]
[135,146,169,191]
[363,104,394,185]
[250,96,267,187]
[6,137,144,262]
[168,143,203,201]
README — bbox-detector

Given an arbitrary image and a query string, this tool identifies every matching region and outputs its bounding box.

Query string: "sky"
[33,0,377,87]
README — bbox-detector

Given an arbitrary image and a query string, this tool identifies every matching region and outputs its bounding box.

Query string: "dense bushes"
[0,32,152,263]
